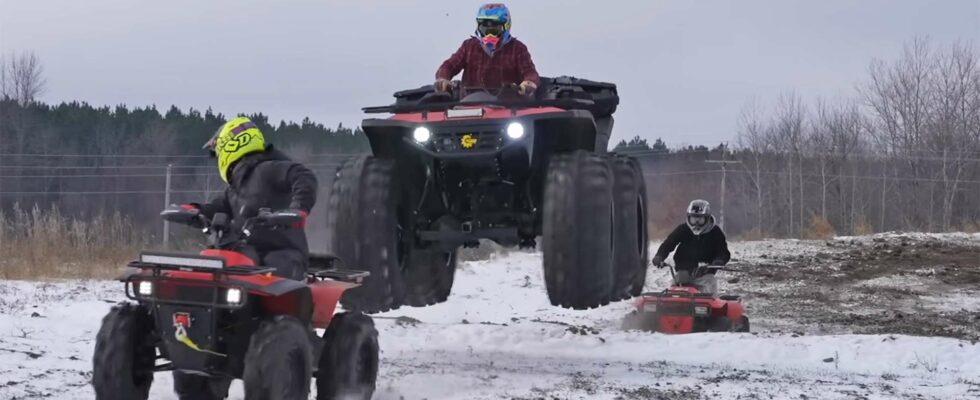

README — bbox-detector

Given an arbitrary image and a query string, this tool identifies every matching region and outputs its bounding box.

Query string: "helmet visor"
[478,19,504,36]
[688,215,707,228]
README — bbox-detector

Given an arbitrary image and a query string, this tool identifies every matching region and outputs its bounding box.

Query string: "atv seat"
[719,295,740,301]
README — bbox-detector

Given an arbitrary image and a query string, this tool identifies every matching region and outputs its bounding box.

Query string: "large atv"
[327,77,648,312]
[92,206,379,400]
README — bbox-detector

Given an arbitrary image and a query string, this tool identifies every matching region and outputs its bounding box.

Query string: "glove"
[651,255,665,268]
[518,80,538,96]
[710,259,726,266]
[434,78,452,93]
[286,209,309,230]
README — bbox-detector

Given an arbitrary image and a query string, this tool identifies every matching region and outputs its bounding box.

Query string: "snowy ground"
[1,233,979,399]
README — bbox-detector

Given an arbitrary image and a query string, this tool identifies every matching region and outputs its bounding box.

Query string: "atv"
[327,77,648,312]
[621,263,749,333]
[92,205,379,400]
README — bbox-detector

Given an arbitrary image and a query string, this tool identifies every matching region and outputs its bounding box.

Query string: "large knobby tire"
[316,312,379,400]
[328,156,405,313]
[542,151,615,309]
[610,155,649,300]
[403,249,458,307]
[92,302,155,400]
[243,316,314,400]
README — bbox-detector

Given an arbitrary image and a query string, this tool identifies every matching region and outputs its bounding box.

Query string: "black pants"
[173,248,306,399]
[258,248,308,281]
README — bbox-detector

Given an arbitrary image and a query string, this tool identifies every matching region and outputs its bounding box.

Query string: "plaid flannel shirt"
[436,37,540,89]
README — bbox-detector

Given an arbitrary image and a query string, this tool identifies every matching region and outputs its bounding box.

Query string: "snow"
[2,239,979,399]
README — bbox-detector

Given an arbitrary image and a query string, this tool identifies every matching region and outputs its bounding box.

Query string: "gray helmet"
[686,199,714,235]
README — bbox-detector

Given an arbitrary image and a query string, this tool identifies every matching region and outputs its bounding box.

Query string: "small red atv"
[622,263,749,333]
[92,206,379,400]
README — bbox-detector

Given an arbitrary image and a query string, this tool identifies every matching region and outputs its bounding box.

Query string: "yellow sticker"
[461,134,478,149]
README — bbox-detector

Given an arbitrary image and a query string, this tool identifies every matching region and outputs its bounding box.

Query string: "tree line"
[2,39,978,242]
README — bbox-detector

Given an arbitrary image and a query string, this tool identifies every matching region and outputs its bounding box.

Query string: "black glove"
[652,255,665,268]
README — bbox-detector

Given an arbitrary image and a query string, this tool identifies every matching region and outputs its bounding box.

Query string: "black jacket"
[200,147,318,255]
[654,222,731,271]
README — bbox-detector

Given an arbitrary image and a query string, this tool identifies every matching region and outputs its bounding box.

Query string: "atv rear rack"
[310,268,370,284]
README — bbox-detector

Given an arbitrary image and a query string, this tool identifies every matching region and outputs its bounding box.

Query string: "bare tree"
[1,51,46,105]
[927,42,980,230]
[862,38,934,229]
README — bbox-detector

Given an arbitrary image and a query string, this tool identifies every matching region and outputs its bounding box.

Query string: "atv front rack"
[126,260,276,276]
[362,98,595,115]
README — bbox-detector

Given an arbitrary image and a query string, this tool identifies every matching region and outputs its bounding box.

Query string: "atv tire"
[92,302,155,400]
[328,156,405,313]
[542,151,615,309]
[738,316,750,333]
[708,316,733,332]
[243,316,314,400]
[316,312,379,400]
[621,311,657,332]
[610,155,648,300]
[403,249,458,307]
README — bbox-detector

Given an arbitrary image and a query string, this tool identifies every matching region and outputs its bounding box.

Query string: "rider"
[652,200,731,294]
[435,3,541,96]
[183,116,318,281]
[175,117,318,399]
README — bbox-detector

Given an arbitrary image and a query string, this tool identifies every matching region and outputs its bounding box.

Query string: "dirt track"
[730,233,980,341]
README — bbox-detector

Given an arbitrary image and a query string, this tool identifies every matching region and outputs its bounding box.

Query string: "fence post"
[706,158,741,230]
[163,164,172,248]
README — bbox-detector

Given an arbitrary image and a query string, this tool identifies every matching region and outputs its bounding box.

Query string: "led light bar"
[446,108,485,118]
[140,253,225,269]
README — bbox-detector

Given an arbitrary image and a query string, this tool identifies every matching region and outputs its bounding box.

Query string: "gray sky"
[1,1,978,147]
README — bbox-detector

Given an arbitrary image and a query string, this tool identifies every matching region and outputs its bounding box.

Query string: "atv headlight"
[137,281,153,297]
[413,127,431,143]
[506,122,525,139]
[642,303,657,313]
[694,305,709,316]
[225,288,243,305]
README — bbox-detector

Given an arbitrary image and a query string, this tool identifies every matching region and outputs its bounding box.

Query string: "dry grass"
[0,204,149,280]
[804,215,837,240]
[959,222,980,233]
[853,214,875,236]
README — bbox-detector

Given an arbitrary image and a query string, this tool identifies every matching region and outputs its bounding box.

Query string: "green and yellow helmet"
[204,117,266,182]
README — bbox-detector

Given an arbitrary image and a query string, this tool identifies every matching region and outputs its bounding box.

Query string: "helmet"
[204,117,266,183]
[475,3,512,53]
[685,199,714,235]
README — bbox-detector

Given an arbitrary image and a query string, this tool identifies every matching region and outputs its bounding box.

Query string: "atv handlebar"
[160,205,301,250]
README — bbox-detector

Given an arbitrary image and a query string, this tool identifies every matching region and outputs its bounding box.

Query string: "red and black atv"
[622,263,749,333]
[328,77,647,313]
[92,205,379,400]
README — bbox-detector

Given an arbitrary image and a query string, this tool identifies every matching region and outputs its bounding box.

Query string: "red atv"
[330,77,648,313]
[92,205,379,400]
[622,263,749,333]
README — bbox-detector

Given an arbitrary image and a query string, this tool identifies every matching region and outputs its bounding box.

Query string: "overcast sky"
[1,1,978,147]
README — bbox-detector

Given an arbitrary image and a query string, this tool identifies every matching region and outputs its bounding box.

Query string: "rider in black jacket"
[190,116,318,281]
[176,117,318,400]
[652,199,730,293]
